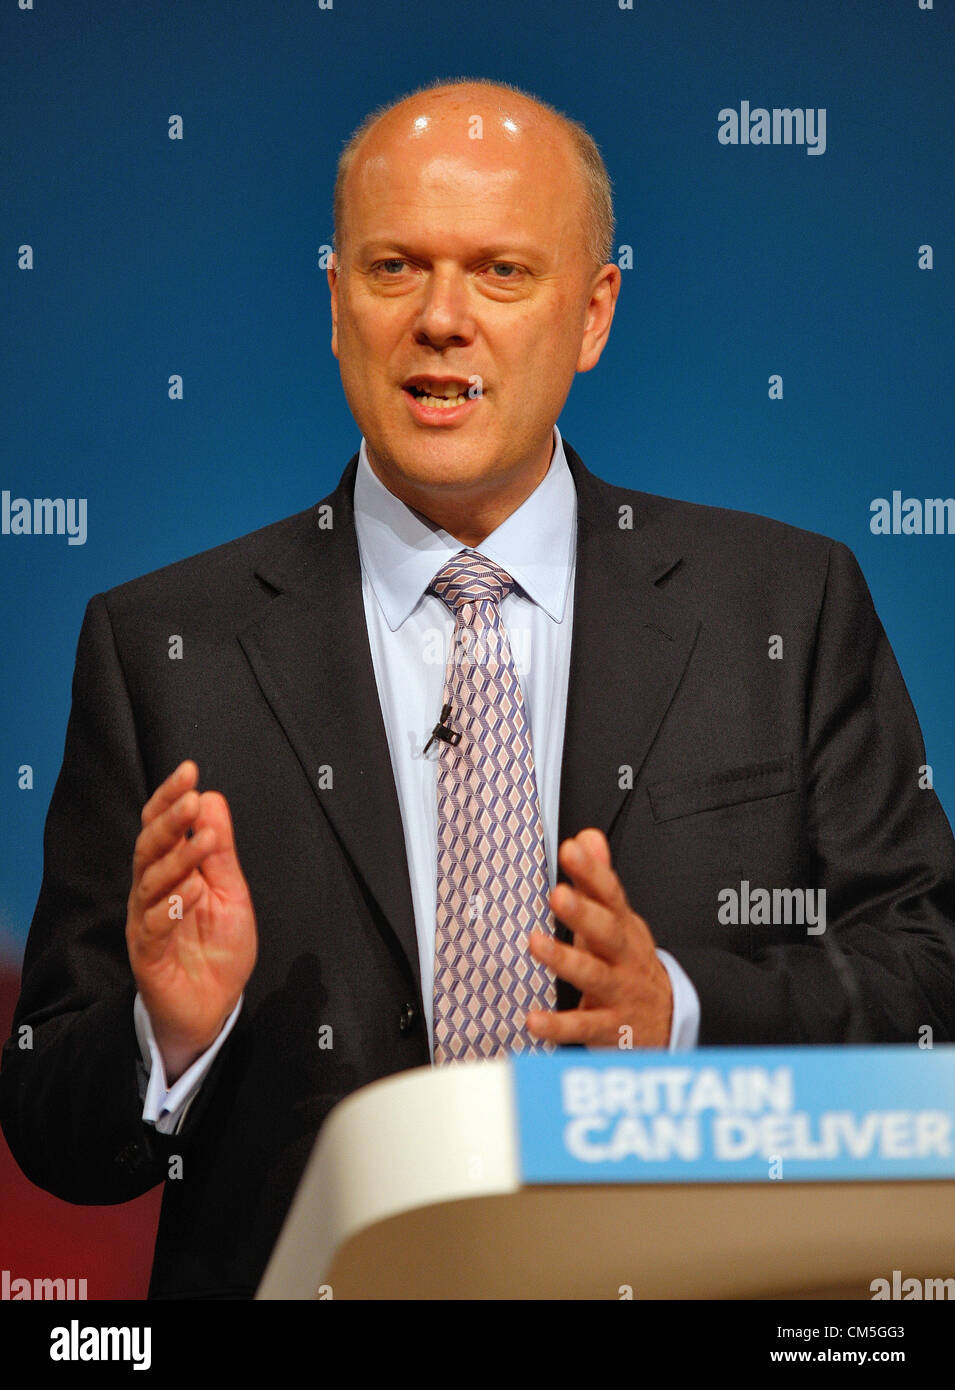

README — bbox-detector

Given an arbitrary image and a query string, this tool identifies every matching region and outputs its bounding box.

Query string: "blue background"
[2,0,952,957]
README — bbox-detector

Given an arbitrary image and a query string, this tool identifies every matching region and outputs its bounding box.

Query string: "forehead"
[342,92,585,253]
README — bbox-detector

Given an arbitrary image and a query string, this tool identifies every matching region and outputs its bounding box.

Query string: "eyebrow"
[355,239,547,263]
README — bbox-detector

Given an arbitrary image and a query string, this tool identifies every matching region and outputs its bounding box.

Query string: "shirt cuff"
[134,993,243,1135]
[656,950,700,1050]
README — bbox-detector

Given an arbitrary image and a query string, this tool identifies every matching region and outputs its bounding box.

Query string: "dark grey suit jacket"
[2,442,954,1298]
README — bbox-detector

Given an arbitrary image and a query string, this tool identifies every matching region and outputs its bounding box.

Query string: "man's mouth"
[402,377,474,410]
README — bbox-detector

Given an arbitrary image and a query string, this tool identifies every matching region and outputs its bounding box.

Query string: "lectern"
[256,1046,955,1299]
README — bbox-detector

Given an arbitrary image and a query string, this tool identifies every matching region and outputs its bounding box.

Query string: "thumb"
[193,791,247,897]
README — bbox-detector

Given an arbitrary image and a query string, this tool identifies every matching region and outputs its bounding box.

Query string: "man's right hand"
[126,760,257,1084]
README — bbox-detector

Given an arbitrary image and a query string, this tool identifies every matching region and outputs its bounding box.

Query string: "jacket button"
[399,1002,418,1035]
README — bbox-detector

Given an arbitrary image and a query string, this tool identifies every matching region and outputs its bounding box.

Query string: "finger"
[525,1004,618,1047]
[132,788,201,881]
[549,882,630,963]
[177,868,206,912]
[136,869,206,949]
[133,885,209,972]
[141,760,199,829]
[191,791,247,896]
[559,835,629,918]
[575,827,612,865]
[136,826,217,912]
[529,929,614,1000]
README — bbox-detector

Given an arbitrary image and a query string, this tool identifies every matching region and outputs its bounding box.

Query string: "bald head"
[333,79,614,270]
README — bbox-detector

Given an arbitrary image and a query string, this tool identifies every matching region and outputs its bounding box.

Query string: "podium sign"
[257,1048,955,1299]
[513,1046,955,1184]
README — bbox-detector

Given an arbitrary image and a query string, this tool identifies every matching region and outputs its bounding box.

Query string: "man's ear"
[327,255,339,360]
[576,262,621,374]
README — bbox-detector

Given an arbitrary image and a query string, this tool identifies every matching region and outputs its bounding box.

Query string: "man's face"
[329,88,619,526]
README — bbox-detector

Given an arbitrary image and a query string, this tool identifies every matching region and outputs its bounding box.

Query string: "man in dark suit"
[2,79,954,1300]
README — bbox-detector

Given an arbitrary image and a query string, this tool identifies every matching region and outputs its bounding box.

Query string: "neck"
[367,437,555,547]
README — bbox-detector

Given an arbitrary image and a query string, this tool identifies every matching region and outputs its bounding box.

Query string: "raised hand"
[126,760,257,1082]
[526,828,673,1048]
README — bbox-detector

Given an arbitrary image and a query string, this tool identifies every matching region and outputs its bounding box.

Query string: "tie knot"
[428,550,515,613]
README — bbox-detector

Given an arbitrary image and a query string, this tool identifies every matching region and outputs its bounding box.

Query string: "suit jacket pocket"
[647,754,795,823]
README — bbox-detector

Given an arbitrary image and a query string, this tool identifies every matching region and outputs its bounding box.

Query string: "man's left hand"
[526,828,673,1048]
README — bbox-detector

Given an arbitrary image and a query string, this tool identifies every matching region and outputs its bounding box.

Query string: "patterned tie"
[428,549,557,1062]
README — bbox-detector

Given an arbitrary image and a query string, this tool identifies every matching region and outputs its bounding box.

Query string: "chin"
[399,462,495,494]
[381,439,498,484]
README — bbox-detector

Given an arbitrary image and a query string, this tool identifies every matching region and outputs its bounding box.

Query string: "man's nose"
[412,266,475,349]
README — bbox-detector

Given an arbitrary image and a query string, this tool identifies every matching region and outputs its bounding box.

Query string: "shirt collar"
[354,426,577,630]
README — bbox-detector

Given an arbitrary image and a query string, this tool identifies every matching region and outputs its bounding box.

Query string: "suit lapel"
[558,444,700,879]
[238,456,422,989]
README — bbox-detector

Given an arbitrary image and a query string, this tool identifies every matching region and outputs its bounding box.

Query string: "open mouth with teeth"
[404,381,472,409]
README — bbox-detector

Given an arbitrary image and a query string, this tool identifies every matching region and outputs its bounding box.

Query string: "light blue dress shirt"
[137,426,700,1131]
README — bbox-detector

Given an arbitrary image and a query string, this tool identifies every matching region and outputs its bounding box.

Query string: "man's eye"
[372,260,409,275]
[487,263,519,278]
